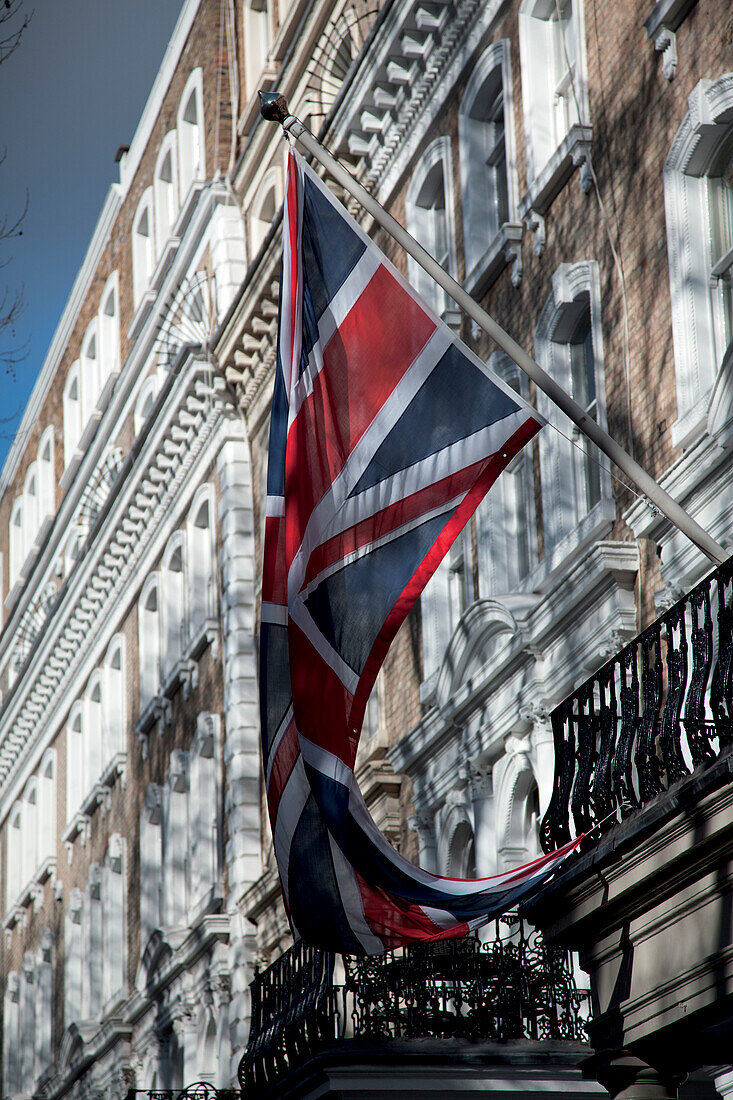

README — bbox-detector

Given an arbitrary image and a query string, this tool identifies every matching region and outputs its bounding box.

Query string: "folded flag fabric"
[259,148,582,955]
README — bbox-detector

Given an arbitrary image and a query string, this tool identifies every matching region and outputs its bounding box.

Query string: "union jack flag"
[260,149,581,954]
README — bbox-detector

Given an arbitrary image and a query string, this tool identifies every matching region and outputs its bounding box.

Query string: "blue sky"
[0,0,185,466]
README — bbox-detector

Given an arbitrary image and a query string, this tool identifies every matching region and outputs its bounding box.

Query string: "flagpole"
[259,91,728,567]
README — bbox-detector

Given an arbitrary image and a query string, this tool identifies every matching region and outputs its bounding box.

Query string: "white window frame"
[458,42,519,289]
[37,425,55,526]
[132,188,156,307]
[188,714,220,916]
[139,574,161,710]
[65,888,84,1027]
[536,261,611,555]
[188,485,216,638]
[140,785,163,949]
[86,672,104,790]
[664,75,733,448]
[23,462,39,557]
[36,932,54,1072]
[163,750,189,927]
[243,0,272,101]
[66,701,85,821]
[80,318,100,425]
[250,167,282,257]
[161,533,186,678]
[6,801,23,906]
[98,271,120,387]
[22,777,39,889]
[476,354,537,597]
[155,131,180,252]
[103,835,126,1006]
[178,69,205,201]
[104,635,126,760]
[519,0,589,184]
[63,361,83,469]
[38,748,57,868]
[405,136,457,317]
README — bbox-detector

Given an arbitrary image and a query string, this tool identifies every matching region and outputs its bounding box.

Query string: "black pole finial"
[259,90,290,123]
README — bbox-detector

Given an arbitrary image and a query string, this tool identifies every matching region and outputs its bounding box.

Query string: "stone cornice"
[330,0,508,205]
[0,183,234,673]
[0,355,234,811]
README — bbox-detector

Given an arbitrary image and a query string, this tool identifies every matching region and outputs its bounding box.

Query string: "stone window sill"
[519,125,593,254]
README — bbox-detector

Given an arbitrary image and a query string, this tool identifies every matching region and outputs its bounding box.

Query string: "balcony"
[238,919,598,1098]
[526,555,733,1094]
[540,556,733,852]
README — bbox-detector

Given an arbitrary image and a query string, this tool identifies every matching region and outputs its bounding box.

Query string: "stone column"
[469,760,497,877]
[217,431,261,1075]
[408,810,437,873]
[521,702,554,819]
[595,1054,683,1100]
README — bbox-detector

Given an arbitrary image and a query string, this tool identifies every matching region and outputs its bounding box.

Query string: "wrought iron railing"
[541,557,733,853]
[239,918,589,1094]
[125,1086,239,1100]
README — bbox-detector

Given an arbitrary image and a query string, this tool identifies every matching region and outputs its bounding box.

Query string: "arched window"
[132,189,156,307]
[161,536,186,677]
[459,42,516,286]
[665,76,733,443]
[3,973,20,1093]
[19,954,36,1083]
[536,262,609,554]
[66,703,84,821]
[22,779,38,887]
[65,888,84,1027]
[6,802,23,905]
[23,463,39,555]
[63,362,83,468]
[189,489,215,635]
[84,864,103,1018]
[250,169,281,256]
[86,675,104,789]
[519,0,588,182]
[36,932,54,1071]
[163,751,189,927]
[189,715,219,913]
[447,821,476,879]
[38,749,56,867]
[103,835,126,1004]
[99,273,120,385]
[178,70,204,199]
[38,426,55,524]
[140,785,163,948]
[155,133,179,251]
[134,374,159,435]
[104,637,126,759]
[9,497,24,586]
[243,1,272,100]
[80,319,100,424]
[476,355,535,595]
[405,138,456,315]
[139,575,161,709]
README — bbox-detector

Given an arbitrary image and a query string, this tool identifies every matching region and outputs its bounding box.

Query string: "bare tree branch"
[0,0,31,65]
[0,2,32,376]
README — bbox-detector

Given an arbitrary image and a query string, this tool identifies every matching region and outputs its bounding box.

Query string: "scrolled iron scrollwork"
[542,561,733,853]
[239,921,588,1092]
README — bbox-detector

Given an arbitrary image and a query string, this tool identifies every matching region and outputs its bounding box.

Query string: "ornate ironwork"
[239,919,589,1094]
[541,557,733,852]
[125,1086,240,1100]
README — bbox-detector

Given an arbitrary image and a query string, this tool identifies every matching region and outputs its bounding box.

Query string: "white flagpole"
[259,92,728,567]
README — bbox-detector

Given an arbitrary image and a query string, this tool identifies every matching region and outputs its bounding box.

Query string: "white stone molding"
[663,74,733,448]
[0,356,232,810]
[217,433,261,1070]
[644,0,698,80]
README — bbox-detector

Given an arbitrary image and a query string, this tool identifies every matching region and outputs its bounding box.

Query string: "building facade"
[2,0,733,1095]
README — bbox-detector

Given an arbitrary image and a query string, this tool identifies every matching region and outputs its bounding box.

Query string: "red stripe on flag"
[283,265,437,558]
[300,456,497,591]
[353,869,470,950]
[262,515,288,605]
[287,619,359,766]
[266,716,300,822]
